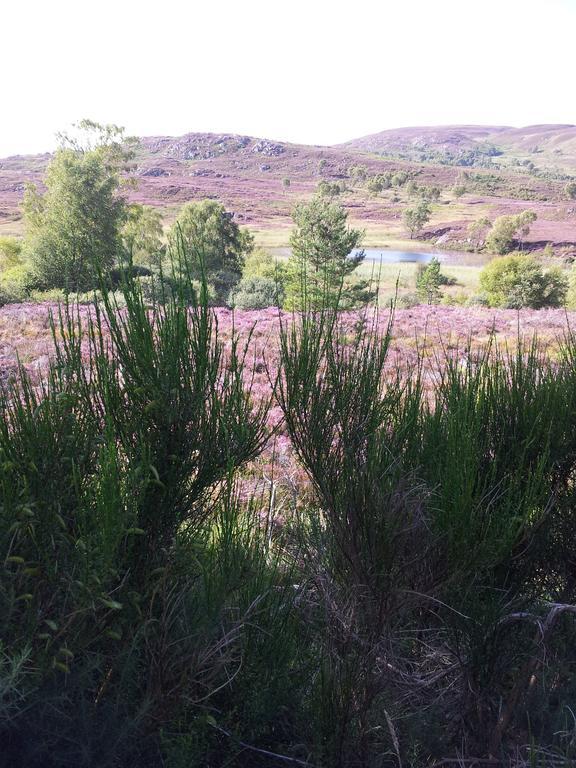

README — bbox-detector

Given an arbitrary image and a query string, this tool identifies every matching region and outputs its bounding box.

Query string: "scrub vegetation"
[3,122,576,767]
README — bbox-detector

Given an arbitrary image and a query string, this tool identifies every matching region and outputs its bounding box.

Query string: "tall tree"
[121,204,164,269]
[485,211,537,255]
[23,120,136,292]
[285,196,372,309]
[170,200,254,304]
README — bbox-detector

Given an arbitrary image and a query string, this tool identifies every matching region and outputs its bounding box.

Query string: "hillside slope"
[1,126,575,251]
[342,124,576,171]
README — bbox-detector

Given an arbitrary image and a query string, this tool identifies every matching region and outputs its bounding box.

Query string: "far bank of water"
[353,248,434,263]
[270,247,486,266]
[351,248,489,266]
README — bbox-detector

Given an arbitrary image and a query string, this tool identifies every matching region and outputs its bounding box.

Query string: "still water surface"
[352,249,435,263]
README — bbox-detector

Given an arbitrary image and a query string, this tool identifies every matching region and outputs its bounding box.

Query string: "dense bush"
[0,264,35,304]
[0,266,272,767]
[229,275,284,309]
[0,236,23,269]
[479,254,568,308]
[241,247,289,299]
[275,307,576,765]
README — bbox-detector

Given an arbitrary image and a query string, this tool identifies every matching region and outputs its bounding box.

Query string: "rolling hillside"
[1,125,576,251]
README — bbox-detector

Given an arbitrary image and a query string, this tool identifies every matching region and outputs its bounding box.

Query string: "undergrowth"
[2,254,576,766]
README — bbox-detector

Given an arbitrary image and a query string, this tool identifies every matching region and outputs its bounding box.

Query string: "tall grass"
[0,259,282,766]
[2,259,576,766]
[276,304,576,764]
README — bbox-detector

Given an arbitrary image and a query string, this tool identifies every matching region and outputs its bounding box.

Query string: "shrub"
[276,300,576,763]
[0,285,22,306]
[242,247,288,285]
[479,254,568,308]
[6,248,576,766]
[0,264,35,303]
[229,275,284,309]
[29,288,67,303]
[0,265,272,767]
[441,291,468,306]
[466,292,490,306]
[397,291,420,308]
[565,265,576,309]
[0,236,23,270]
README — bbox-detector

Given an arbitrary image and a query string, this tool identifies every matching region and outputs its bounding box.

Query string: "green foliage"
[565,263,576,309]
[28,288,67,303]
[378,142,502,168]
[418,184,441,201]
[0,264,35,304]
[416,256,444,303]
[170,200,253,304]
[397,291,420,308]
[23,121,134,292]
[403,200,431,239]
[480,253,568,308]
[285,196,373,309]
[392,170,411,187]
[0,237,23,270]
[565,181,576,199]
[317,179,344,197]
[276,304,576,764]
[348,164,368,185]
[485,210,537,254]
[6,192,576,766]
[121,204,164,268]
[468,216,492,250]
[4,266,576,764]
[229,275,284,309]
[243,247,281,279]
[365,173,392,194]
[282,177,291,189]
[0,260,273,767]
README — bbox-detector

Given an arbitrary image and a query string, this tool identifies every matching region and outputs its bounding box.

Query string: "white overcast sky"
[1,0,574,156]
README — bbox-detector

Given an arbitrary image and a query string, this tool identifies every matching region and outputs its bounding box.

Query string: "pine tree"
[285,196,374,309]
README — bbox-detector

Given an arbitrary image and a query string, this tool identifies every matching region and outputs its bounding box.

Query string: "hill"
[1,126,576,253]
[342,124,576,171]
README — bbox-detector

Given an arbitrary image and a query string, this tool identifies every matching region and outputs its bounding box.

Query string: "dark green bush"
[480,254,568,308]
[275,305,576,764]
[229,275,284,309]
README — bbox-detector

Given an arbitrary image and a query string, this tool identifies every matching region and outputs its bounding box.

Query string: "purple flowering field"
[1,302,573,493]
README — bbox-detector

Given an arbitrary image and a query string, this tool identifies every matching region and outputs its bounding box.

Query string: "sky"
[1,0,575,157]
